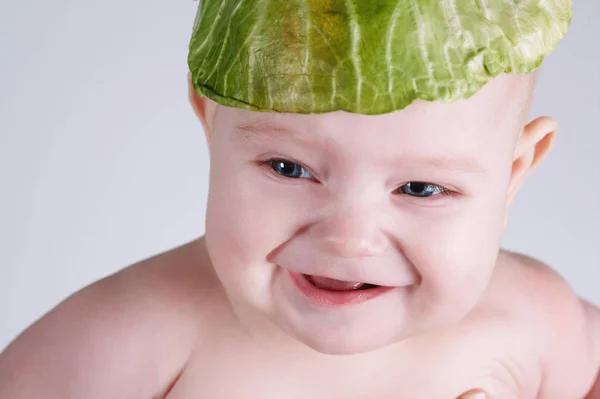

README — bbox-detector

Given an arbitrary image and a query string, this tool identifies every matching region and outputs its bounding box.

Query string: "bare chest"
[164,319,539,399]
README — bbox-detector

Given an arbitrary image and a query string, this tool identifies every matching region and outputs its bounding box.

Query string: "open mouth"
[304,274,380,291]
[288,271,394,307]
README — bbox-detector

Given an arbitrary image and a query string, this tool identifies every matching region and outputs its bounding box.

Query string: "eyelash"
[261,158,457,198]
[261,158,318,181]
[399,184,456,198]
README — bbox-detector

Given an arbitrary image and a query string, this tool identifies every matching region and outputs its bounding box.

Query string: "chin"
[277,314,411,356]
[266,268,425,355]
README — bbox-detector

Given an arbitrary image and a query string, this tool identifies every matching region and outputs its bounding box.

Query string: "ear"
[188,72,218,144]
[503,116,557,227]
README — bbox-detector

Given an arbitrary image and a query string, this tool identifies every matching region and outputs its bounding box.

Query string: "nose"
[309,206,390,258]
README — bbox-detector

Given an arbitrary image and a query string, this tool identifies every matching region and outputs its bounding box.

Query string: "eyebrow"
[234,119,301,141]
[405,155,489,175]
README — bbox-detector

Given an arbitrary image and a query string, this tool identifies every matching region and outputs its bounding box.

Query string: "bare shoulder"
[582,300,600,398]
[483,250,598,398]
[0,237,219,399]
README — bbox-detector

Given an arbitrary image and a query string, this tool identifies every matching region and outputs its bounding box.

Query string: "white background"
[1,0,598,351]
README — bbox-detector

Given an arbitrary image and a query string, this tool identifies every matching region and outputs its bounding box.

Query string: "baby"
[1,0,599,398]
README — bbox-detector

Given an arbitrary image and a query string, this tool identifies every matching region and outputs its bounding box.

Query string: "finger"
[457,389,487,399]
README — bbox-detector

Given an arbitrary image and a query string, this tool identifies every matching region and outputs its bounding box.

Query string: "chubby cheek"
[404,197,507,324]
[205,158,310,297]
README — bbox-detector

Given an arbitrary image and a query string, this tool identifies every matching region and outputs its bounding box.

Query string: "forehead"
[215,74,530,159]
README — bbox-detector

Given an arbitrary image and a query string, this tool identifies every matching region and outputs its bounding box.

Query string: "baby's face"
[201,74,533,354]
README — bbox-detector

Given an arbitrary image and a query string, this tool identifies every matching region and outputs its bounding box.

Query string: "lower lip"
[287,271,394,307]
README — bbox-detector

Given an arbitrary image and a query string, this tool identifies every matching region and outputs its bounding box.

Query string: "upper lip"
[269,239,419,287]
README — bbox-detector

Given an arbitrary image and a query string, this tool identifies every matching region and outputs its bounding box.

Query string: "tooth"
[307,275,366,291]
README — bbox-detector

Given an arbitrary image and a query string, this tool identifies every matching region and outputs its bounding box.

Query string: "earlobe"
[188,73,218,144]
[506,116,558,206]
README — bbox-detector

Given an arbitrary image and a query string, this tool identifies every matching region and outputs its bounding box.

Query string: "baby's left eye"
[397,182,448,197]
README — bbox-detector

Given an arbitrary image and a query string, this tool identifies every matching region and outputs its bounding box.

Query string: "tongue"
[307,275,365,291]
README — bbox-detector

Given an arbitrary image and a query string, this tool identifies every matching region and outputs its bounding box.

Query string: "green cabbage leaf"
[188,0,571,114]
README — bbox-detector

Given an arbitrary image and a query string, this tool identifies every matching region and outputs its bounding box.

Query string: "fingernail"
[460,391,487,399]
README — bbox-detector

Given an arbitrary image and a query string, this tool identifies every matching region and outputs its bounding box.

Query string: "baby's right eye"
[269,159,314,179]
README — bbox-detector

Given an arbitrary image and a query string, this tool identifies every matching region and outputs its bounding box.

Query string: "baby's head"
[188,0,571,354]
[190,72,554,354]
